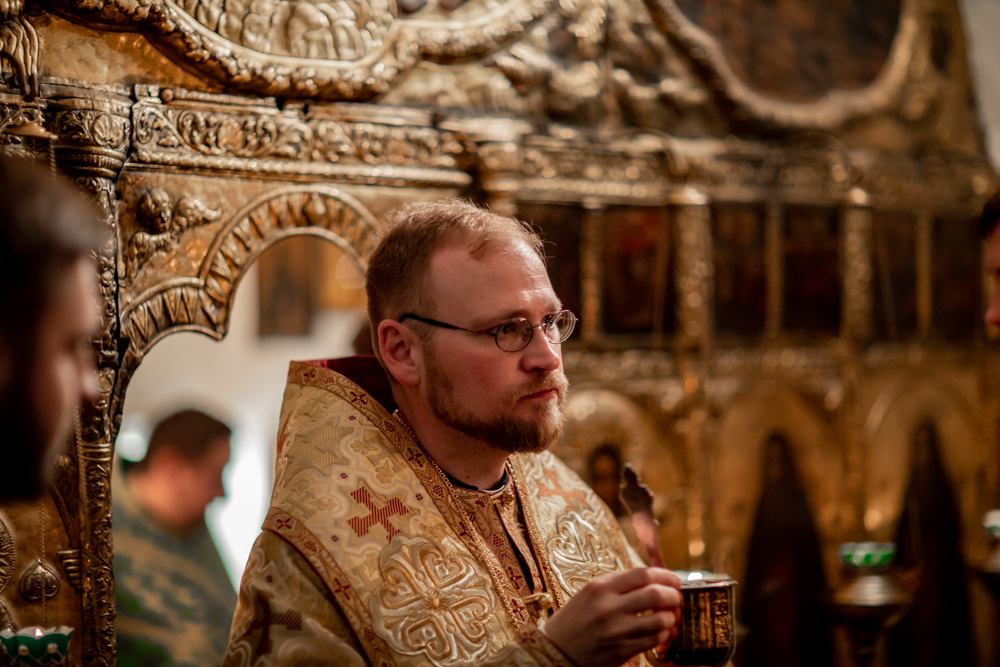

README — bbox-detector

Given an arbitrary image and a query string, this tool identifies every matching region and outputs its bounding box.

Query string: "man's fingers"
[617,608,678,640]
[604,567,683,594]
[614,625,675,659]
[619,584,682,614]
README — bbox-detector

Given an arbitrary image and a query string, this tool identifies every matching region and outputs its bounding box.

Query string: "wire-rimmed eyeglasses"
[398,310,577,352]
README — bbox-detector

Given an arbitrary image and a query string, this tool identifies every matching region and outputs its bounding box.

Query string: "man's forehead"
[425,240,557,312]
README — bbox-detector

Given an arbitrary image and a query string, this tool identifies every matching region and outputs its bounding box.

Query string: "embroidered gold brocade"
[450,481,551,624]
[242,360,649,667]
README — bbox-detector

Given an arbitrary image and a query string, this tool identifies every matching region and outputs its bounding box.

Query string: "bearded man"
[224,200,681,667]
[0,154,105,501]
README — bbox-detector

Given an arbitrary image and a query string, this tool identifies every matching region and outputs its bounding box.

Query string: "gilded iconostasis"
[1,0,1000,664]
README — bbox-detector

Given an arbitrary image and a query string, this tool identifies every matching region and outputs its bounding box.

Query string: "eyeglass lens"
[495,311,575,351]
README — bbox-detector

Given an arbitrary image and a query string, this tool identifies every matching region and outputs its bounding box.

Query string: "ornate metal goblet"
[826,542,911,667]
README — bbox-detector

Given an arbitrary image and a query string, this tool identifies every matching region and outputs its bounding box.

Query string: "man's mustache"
[509,371,569,403]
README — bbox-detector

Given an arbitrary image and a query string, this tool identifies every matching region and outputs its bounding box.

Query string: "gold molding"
[49,0,554,100]
[640,0,921,131]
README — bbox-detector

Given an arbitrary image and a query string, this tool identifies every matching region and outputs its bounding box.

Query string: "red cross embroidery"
[537,469,586,509]
[329,578,354,601]
[510,597,527,619]
[347,484,411,540]
[275,517,292,531]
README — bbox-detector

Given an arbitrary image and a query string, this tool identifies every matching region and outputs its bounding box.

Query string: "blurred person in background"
[113,409,236,667]
[0,154,105,501]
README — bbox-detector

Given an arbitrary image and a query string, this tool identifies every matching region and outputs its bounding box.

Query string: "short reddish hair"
[365,199,545,360]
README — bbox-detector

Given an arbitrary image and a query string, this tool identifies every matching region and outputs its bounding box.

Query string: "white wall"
[960,0,1000,171]
[118,261,366,587]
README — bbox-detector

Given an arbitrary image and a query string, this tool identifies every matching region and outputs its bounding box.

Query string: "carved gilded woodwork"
[0,0,997,664]
[130,86,474,185]
[0,0,38,100]
[115,184,380,407]
[641,0,931,132]
[842,195,874,343]
[43,0,553,100]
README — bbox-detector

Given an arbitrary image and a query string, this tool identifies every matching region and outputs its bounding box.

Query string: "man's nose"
[521,328,562,372]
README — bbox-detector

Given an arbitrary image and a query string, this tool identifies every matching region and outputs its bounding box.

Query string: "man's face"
[986,224,1000,328]
[419,240,569,454]
[29,258,101,486]
[172,436,230,528]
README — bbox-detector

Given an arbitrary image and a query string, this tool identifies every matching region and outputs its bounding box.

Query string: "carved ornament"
[0,518,12,597]
[640,0,922,131]
[0,0,38,100]
[480,135,673,205]
[50,0,553,100]
[118,185,377,368]
[130,86,473,187]
[56,550,83,593]
[18,560,60,603]
[124,187,222,285]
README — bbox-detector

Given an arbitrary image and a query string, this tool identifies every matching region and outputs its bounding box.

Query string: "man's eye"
[497,322,519,336]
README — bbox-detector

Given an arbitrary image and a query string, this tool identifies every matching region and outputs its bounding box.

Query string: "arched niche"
[863,374,993,551]
[713,383,845,582]
[555,388,688,568]
[112,185,379,420]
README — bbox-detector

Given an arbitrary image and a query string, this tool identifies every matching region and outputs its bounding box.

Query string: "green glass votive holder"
[838,542,896,569]
[0,627,73,666]
[983,509,1000,540]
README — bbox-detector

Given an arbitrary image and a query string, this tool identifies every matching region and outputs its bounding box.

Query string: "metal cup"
[660,573,737,667]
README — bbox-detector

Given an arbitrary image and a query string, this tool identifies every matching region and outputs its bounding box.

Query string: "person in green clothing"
[113,409,237,667]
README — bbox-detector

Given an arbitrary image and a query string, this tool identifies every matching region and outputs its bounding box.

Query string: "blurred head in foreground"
[0,154,106,500]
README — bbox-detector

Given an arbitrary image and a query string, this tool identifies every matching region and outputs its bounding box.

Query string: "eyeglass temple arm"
[397,314,463,331]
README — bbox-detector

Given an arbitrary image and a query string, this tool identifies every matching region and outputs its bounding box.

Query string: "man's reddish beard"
[425,347,568,454]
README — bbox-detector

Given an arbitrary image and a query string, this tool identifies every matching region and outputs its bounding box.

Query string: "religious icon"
[740,433,832,667]
[887,421,975,667]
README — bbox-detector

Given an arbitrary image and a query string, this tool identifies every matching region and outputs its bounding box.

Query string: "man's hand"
[542,567,682,667]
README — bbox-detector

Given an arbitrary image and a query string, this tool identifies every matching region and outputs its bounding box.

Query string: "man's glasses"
[398,310,577,352]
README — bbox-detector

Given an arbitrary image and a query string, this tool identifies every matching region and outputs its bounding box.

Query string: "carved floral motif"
[133,102,467,168]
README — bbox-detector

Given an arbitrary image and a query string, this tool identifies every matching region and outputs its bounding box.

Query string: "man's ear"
[378,319,422,387]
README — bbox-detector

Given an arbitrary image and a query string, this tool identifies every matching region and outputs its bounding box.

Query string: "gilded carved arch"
[862,374,994,553]
[113,184,379,416]
[713,383,845,582]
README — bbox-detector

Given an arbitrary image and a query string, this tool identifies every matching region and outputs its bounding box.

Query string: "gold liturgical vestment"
[224,358,649,667]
